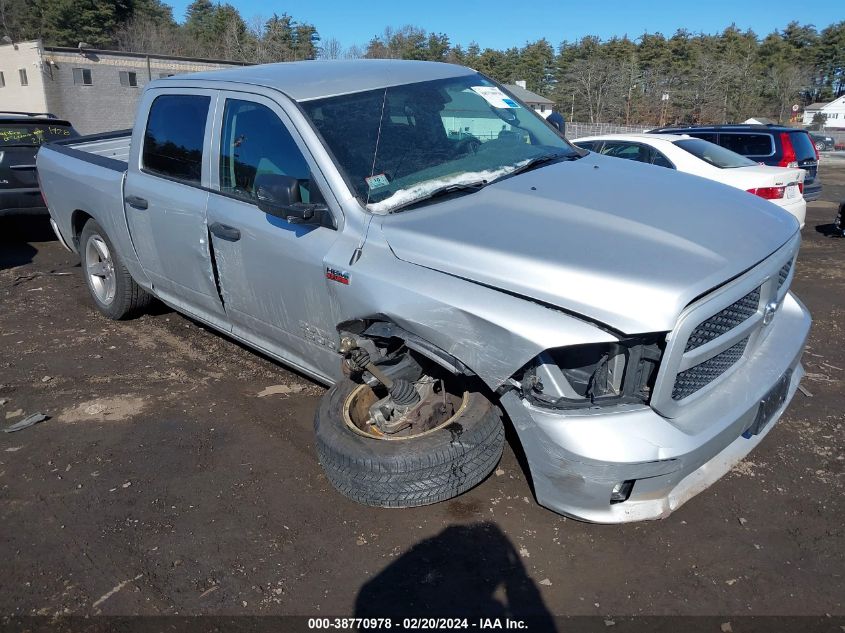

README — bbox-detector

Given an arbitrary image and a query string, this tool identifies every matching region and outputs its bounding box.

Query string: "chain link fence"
[563,122,651,140]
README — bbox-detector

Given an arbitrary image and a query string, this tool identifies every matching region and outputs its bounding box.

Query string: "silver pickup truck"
[37,60,810,523]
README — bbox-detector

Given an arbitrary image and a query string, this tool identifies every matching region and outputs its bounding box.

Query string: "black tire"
[315,378,505,507]
[80,219,152,319]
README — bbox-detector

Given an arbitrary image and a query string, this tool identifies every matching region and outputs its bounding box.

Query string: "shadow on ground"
[0,215,56,270]
[815,223,844,238]
[355,522,556,628]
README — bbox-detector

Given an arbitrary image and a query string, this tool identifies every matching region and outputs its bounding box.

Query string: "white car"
[573,133,807,227]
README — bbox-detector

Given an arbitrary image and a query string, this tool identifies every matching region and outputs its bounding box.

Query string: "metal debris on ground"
[797,384,813,397]
[4,413,49,433]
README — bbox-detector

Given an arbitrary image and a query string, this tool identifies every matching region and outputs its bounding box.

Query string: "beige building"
[0,40,246,134]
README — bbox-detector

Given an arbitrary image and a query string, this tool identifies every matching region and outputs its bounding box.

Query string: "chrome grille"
[777,260,792,289]
[672,337,750,400]
[684,287,760,352]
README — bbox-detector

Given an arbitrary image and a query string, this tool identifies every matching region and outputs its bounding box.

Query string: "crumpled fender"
[334,238,618,390]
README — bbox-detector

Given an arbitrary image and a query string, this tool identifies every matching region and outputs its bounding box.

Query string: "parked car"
[0,111,77,216]
[809,132,835,152]
[573,133,806,227]
[649,124,822,201]
[37,61,810,523]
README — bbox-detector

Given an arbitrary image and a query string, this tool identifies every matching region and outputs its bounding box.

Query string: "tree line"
[2,0,843,126]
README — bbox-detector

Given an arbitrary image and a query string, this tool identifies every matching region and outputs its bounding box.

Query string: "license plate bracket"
[743,369,792,438]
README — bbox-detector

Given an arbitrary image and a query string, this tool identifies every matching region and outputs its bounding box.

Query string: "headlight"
[523,336,664,409]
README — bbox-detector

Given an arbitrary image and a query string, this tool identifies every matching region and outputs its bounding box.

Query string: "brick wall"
[40,49,243,134]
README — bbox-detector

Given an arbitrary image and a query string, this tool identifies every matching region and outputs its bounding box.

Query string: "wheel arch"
[337,316,474,379]
[70,209,95,249]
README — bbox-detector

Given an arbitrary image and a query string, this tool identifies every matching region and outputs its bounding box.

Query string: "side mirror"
[254,173,329,226]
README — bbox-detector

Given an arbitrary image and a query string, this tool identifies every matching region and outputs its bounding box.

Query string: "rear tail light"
[811,134,820,161]
[747,186,786,200]
[778,132,798,168]
[798,182,804,194]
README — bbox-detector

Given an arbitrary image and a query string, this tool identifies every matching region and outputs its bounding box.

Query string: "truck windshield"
[300,74,579,213]
[0,123,75,147]
[674,138,757,169]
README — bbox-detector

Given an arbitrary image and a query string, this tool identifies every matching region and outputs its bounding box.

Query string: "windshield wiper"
[387,180,488,214]
[499,152,581,180]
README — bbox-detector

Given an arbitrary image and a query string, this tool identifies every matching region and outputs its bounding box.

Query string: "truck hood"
[379,154,798,334]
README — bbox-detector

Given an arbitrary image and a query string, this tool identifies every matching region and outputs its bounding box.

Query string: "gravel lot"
[0,164,843,622]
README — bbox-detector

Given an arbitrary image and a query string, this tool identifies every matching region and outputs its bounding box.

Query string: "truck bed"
[37,129,132,256]
[45,129,132,171]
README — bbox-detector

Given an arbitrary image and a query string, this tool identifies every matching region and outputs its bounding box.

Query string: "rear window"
[575,141,598,151]
[718,133,773,157]
[674,138,756,168]
[788,131,817,161]
[142,94,210,184]
[686,132,717,143]
[0,123,75,147]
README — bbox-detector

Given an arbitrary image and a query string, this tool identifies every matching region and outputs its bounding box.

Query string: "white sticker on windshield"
[366,173,390,190]
[471,86,521,109]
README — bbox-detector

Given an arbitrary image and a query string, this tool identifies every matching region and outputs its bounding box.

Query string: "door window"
[650,149,674,168]
[686,132,717,143]
[218,99,319,204]
[718,133,773,157]
[142,94,210,185]
[600,141,651,163]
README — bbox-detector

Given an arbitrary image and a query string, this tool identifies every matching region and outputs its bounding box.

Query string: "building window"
[540,104,546,112]
[119,71,137,87]
[19,68,27,86]
[72,68,93,85]
[0,72,4,88]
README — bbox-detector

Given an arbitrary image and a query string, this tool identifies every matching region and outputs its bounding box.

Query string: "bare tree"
[318,37,343,60]
[564,56,625,123]
[115,15,184,56]
[767,63,809,123]
[344,44,364,60]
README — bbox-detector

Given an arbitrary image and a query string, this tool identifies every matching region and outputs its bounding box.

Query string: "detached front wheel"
[314,376,505,508]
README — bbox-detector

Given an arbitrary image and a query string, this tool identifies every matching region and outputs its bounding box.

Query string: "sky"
[167,0,844,50]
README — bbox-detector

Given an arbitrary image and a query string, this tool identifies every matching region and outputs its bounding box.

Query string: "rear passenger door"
[124,89,229,330]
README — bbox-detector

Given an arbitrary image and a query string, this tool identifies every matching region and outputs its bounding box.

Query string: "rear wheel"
[80,219,152,319]
[314,374,504,508]
[815,140,825,152]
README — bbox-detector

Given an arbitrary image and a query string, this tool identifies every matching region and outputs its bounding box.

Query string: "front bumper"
[501,292,811,523]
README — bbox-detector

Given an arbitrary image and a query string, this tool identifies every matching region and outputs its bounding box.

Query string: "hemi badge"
[326,267,349,285]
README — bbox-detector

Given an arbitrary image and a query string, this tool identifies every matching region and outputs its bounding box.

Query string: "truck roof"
[160,59,475,102]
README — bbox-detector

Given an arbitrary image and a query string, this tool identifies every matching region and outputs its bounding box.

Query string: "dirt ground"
[0,164,843,622]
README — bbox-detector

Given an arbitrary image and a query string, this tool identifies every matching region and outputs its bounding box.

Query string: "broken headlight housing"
[522,336,664,409]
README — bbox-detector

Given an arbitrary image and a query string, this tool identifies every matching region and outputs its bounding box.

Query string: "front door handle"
[209,222,241,242]
[125,195,148,210]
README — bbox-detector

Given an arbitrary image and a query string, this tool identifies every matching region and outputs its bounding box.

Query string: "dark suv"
[649,124,821,201]
[1,112,78,216]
